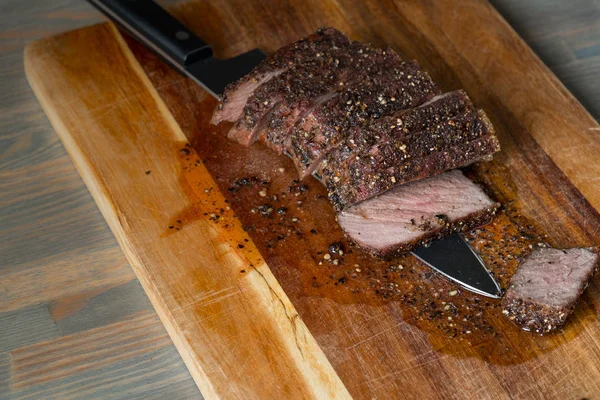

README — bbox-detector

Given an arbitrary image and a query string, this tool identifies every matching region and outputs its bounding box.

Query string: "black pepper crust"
[316,90,486,199]
[500,298,574,334]
[213,27,350,125]
[230,34,358,139]
[285,60,440,177]
[260,43,405,154]
[331,90,474,159]
[324,131,501,211]
[324,108,483,176]
[339,204,501,259]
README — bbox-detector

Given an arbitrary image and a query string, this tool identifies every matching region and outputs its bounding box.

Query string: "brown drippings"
[170,97,598,366]
[164,142,265,270]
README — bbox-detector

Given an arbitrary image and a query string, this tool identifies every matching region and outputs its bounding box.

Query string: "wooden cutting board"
[24,0,600,398]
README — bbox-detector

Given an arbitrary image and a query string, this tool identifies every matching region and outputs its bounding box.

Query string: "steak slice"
[211,27,350,126]
[324,128,500,211]
[329,90,474,159]
[228,40,406,147]
[337,170,499,258]
[317,91,474,185]
[226,32,358,145]
[259,44,404,154]
[319,93,499,210]
[284,60,440,178]
[259,92,334,153]
[501,247,599,333]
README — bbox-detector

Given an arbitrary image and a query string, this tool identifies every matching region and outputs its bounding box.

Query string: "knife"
[87,0,266,97]
[88,0,502,298]
[412,234,500,298]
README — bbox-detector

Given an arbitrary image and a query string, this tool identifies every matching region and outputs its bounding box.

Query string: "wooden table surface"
[1,0,598,398]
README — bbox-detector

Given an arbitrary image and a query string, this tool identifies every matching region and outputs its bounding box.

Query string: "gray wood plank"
[50,280,154,336]
[0,353,10,400]
[7,313,201,400]
[9,348,201,400]
[489,0,600,120]
[0,247,135,314]
[0,304,60,353]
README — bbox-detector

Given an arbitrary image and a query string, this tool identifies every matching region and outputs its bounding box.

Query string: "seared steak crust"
[318,91,499,210]
[286,60,440,177]
[317,90,476,194]
[227,37,357,145]
[260,43,404,154]
[324,128,500,211]
[213,27,350,126]
[335,91,474,158]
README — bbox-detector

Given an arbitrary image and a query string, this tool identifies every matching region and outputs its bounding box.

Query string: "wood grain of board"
[22,0,600,399]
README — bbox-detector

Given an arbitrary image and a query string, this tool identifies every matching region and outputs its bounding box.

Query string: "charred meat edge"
[211,27,350,125]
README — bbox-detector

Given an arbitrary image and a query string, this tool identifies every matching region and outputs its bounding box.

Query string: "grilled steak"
[213,28,503,261]
[502,247,599,333]
[285,60,439,177]
[227,41,379,146]
[323,91,474,160]
[259,43,404,154]
[227,39,354,145]
[211,27,350,126]
[337,170,500,258]
[318,92,500,210]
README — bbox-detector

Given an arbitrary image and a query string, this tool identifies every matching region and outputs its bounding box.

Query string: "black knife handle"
[87,0,212,67]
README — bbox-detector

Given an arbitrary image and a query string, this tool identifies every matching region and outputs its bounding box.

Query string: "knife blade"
[412,234,501,298]
[88,0,502,298]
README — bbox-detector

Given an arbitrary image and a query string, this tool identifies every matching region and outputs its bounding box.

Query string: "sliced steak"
[317,91,474,185]
[285,60,440,177]
[331,90,474,158]
[337,170,499,258]
[229,40,406,147]
[259,44,404,154]
[501,247,599,333]
[226,32,358,145]
[323,130,500,211]
[259,92,334,153]
[211,27,350,126]
[319,94,499,210]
